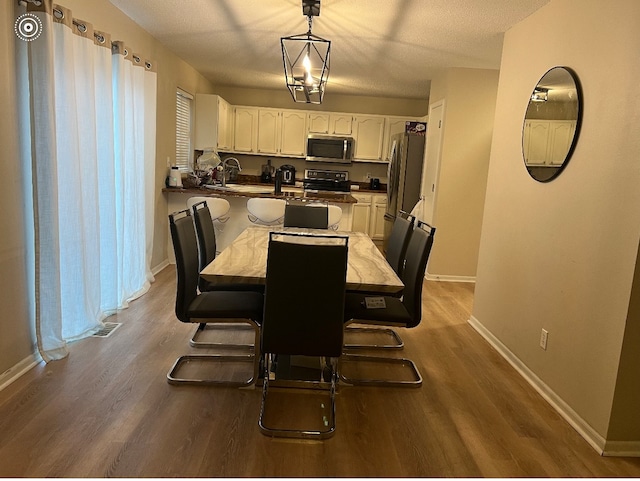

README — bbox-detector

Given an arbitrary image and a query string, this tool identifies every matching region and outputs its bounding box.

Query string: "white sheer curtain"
[17,1,156,362]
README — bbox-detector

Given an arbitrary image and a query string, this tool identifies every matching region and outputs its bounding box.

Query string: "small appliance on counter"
[369,178,381,190]
[280,164,296,185]
[303,169,350,193]
[260,159,275,183]
[167,166,182,187]
[274,168,283,195]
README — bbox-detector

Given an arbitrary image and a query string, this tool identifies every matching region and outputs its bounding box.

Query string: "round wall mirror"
[522,66,582,182]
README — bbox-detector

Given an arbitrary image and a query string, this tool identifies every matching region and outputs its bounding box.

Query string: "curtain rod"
[18,0,153,69]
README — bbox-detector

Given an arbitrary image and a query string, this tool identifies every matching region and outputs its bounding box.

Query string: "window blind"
[176,89,193,171]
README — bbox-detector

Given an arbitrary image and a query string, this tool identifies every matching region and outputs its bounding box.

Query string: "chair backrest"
[262,233,348,357]
[386,213,415,276]
[169,209,200,323]
[283,203,329,229]
[309,203,342,230]
[247,198,286,225]
[191,201,216,292]
[401,221,436,328]
[186,196,230,222]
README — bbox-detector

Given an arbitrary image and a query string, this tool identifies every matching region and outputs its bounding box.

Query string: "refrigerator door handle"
[386,157,393,205]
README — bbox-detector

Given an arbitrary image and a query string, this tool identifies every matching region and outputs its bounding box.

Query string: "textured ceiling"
[109,0,550,100]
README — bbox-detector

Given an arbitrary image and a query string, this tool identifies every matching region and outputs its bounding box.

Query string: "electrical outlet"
[540,329,549,350]
[366,172,372,180]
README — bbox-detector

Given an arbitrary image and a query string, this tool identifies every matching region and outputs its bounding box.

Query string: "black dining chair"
[191,201,264,349]
[385,211,416,277]
[283,203,329,229]
[259,232,348,439]
[167,209,264,386]
[344,211,415,350]
[341,221,436,387]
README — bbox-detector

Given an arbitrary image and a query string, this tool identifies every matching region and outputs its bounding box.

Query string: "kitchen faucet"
[219,156,241,187]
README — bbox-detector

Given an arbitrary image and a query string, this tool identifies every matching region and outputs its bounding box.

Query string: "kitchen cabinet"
[370,194,387,240]
[353,115,386,162]
[233,106,259,153]
[308,113,330,134]
[523,119,576,166]
[330,114,353,135]
[351,192,387,240]
[194,94,232,151]
[257,109,307,157]
[257,109,279,154]
[351,193,371,234]
[280,110,307,156]
[308,113,353,136]
[205,101,428,165]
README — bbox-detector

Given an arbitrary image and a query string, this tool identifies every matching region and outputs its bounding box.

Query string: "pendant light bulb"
[303,52,312,72]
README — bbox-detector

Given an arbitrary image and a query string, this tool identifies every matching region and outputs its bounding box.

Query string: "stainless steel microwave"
[306,135,354,164]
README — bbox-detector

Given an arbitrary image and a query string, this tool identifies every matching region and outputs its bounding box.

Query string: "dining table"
[200,225,404,296]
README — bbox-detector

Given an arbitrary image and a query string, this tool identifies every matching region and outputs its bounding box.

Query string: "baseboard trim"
[425,273,476,283]
[0,352,43,393]
[467,315,609,456]
[152,259,170,275]
[603,441,640,457]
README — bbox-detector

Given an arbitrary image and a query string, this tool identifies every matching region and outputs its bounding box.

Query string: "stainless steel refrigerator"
[383,133,426,247]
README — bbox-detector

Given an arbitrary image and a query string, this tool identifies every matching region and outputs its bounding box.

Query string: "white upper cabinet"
[308,113,330,134]
[523,119,576,166]
[257,109,280,154]
[353,115,386,162]
[309,113,353,136]
[330,114,353,135]
[194,94,232,151]
[257,109,307,157]
[195,100,428,163]
[233,106,259,152]
[279,110,307,156]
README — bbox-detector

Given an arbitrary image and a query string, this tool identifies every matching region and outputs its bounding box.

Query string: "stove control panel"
[304,169,349,182]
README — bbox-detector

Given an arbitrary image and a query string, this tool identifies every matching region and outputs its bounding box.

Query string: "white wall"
[472,0,640,452]
[425,68,499,280]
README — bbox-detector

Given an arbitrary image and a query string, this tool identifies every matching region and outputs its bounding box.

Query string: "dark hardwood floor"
[1,266,640,477]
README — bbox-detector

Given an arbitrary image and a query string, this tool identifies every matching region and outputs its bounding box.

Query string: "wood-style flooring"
[1,267,640,477]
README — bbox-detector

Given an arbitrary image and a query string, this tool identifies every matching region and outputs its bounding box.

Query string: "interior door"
[421,100,444,225]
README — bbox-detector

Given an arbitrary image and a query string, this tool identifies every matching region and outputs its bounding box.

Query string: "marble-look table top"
[201,226,403,295]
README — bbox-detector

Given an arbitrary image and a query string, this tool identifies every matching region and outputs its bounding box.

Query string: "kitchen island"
[164,183,359,260]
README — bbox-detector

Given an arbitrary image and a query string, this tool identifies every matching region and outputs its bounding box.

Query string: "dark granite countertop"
[163,185,359,204]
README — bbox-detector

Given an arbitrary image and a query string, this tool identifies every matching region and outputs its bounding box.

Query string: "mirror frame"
[522,66,583,183]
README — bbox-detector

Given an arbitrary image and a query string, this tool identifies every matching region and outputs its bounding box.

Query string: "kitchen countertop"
[163,184,359,204]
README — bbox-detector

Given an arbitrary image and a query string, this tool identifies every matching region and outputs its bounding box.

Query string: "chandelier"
[281,0,331,104]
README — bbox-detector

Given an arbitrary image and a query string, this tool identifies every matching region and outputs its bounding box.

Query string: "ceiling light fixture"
[281,0,330,104]
[531,87,549,102]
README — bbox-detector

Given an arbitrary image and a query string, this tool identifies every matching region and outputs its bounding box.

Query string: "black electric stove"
[303,169,350,193]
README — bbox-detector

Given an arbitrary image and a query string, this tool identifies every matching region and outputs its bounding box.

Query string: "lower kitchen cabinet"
[370,194,387,240]
[351,192,386,240]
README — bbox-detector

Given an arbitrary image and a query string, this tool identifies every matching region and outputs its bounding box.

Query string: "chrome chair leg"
[190,322,256,349]
[258,354,337,439]
[338,353,422,388]
[167,321,261,387]
[343,325,404,350]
